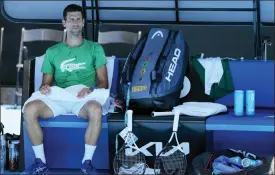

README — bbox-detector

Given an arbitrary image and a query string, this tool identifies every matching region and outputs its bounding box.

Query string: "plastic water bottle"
[9,143,18,172]
[242,158,262,168]
[0,135,6,173]
[246,90,255,116]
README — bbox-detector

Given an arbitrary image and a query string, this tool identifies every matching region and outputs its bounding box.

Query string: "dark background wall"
[0,3,274,87]
[100,24,274,59]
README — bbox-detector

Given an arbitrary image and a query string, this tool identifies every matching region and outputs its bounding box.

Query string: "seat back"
[17,28,67,68]
[98,30,142,45]
[14,28,66,106]
[216,60,274,108]
[97,30,141,91]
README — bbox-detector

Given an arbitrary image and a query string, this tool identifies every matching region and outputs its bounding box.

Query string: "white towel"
[22,84,110,115]
[197,57,224,95]
[173,102,227,117]
[152,102,227,117]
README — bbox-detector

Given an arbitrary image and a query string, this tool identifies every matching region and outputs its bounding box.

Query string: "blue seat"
[206,109,274,132]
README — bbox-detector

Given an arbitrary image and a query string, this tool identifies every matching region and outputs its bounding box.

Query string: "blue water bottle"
[246,90,255,116]
[242,158,262,168]
[234,90,244,116]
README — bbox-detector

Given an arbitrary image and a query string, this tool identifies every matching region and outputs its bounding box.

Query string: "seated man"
[22,4,108,174]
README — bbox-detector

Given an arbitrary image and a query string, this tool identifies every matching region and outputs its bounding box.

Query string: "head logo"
[151,31,164,39]
[165,48,181,82]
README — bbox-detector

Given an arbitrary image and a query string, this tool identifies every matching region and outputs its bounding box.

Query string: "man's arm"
[39,74,53,94]
[41,74,53,87]
[40,49,54,93]
[96,65,108,89]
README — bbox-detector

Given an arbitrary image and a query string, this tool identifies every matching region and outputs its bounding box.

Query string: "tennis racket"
[124,82,131,126]
[113,110,147,175]
[154,109,187,175]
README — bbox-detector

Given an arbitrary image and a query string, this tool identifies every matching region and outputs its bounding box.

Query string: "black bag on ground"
[193,149,274,175]
[121,28,189,113]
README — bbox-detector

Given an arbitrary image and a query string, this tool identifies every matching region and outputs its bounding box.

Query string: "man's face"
[62,11,84,36]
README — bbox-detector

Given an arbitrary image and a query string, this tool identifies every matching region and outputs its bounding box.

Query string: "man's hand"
[77,88,92,98]
[40,85,51,95]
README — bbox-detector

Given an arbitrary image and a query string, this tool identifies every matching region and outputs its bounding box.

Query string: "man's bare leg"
[23,100,54,164]
[78,100,102,164]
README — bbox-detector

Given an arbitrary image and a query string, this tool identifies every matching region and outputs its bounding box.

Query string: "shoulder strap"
[121,34,147,83]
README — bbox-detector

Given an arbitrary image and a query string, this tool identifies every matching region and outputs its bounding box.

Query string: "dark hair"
[63,4,84,20]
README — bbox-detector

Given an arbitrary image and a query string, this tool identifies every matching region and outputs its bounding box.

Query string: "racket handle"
[127,110,133,132]
[151,111,175,117]
[173,109,180,132]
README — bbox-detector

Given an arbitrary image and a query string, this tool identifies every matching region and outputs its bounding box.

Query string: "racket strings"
[155,148,187,175]
[114,147,146,175]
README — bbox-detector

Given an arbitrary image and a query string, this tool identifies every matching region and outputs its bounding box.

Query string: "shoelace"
[84,161,94,172]
[27,160,47,174]
[27,162,39,173]
[35,166,47,174]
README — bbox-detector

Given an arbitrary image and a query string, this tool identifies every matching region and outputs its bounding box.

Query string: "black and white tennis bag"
[121,28,189,112]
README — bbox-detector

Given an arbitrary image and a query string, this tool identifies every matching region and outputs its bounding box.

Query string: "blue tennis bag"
[121,28,189,112]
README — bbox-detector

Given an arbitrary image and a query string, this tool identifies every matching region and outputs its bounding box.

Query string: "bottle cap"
[242,158,250,168]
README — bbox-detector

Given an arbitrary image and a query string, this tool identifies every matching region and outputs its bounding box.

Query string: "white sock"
[82,144,97,164]
[32,144,46,164]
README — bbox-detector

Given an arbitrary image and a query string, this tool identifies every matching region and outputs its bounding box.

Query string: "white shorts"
[22,85,110,117]
[38,98,88,117]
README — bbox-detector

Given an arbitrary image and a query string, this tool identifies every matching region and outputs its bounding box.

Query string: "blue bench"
[206,60,274,156]
[20,56,274,172]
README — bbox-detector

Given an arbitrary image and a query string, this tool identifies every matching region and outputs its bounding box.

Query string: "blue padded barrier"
[206,109,274,156]
[212,130,274,156]
[206,108,274,156]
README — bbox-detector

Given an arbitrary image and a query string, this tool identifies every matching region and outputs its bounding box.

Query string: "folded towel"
[173,102,227,117]
[22,84,110,115]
